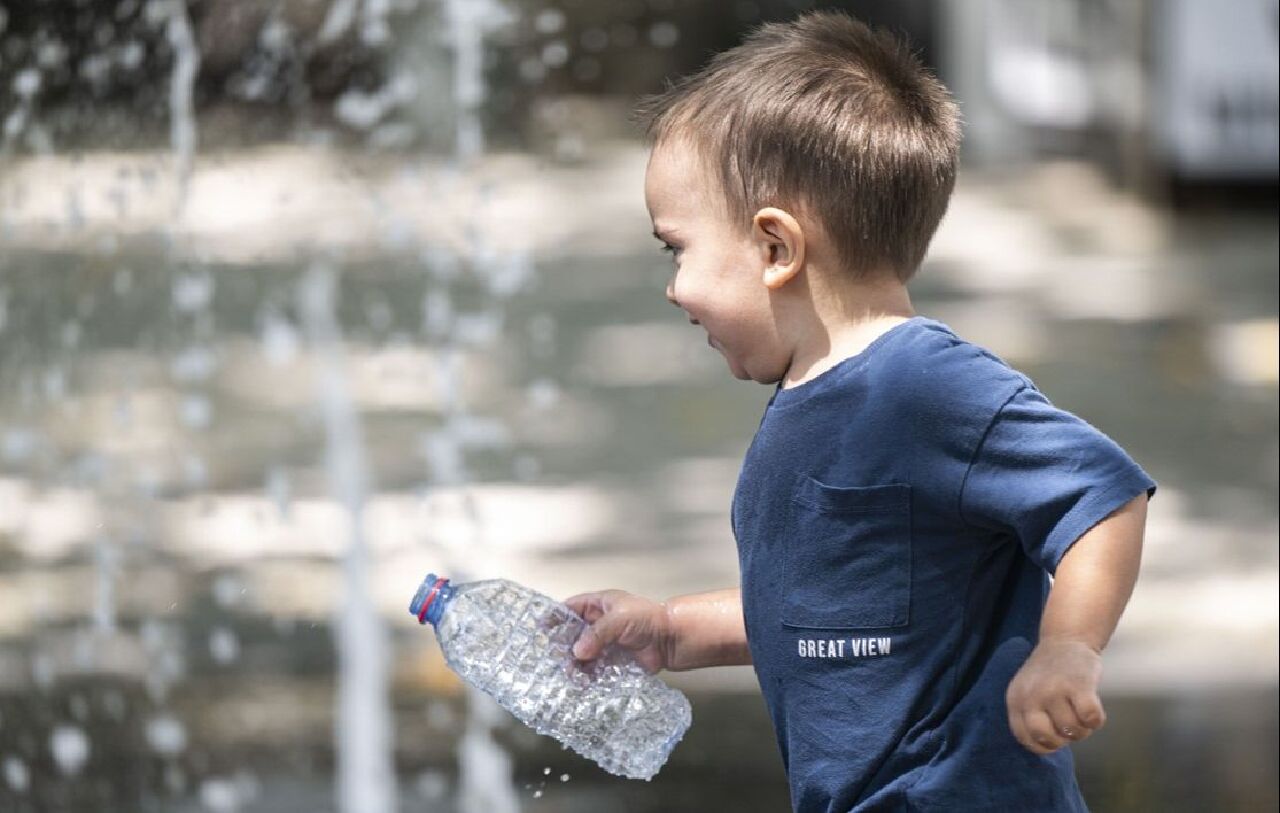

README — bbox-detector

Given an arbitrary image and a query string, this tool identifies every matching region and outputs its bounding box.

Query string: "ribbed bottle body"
[433,578,691,780]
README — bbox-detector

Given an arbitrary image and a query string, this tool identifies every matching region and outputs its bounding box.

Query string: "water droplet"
[118,40,145,70]
[199,777,240,813]
[213,573,244,608]
[559,773,570,782]
[180,394,212,429]
[335,89,388,130]
[147,715,188,756]
[36,39,69,69]
[534,8,565,34]
[50,725,90,776]
[259,18,291,52]
[649,21,680,49]
[173,272,214,312]
[541,41,570,68]
[525,379,560,410]
[260,312,299,365]
[209,627,240,665]
[2,756,29,793]
[542,766,551,776]
[12,68,42,98]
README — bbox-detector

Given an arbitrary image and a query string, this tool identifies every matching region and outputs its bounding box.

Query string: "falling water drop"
[261,311,299,365]
[173,272,214,312]
[213,573,245,608]
[209,627,240,665]
[146,715,188,757]
[649,21,680,49]
[179,394,212,429]
[50,725,91,776]
[2,756,29,793]
[199,777,240,813]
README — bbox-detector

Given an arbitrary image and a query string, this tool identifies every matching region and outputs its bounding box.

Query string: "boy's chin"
[722,354,776,384]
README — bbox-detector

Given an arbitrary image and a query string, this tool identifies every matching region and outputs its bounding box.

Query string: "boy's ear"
[752,207,805,290]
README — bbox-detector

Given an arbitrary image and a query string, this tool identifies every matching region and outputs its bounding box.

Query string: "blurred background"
[0,0,1275,811]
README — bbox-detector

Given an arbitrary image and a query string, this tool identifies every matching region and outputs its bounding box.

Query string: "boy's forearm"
[1040,493,1148,652]
[662,588,751,671]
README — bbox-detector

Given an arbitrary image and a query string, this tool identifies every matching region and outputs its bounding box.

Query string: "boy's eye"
[660,243,682,259]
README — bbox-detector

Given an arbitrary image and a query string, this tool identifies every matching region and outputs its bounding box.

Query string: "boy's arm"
[663,588,752,671]
[1006,492,1148,754]
[567,587,750,673]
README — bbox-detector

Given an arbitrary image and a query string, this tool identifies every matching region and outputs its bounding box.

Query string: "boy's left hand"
[1005,638,1106,755]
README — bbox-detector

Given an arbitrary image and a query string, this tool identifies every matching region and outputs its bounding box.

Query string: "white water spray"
[165,0,200,215]
[444,0,513,160]
[299,264,397,813]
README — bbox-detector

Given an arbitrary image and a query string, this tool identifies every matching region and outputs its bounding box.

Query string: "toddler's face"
[644,141,790,384]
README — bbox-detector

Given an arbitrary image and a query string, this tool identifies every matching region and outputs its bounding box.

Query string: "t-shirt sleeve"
[959,384,1157,573]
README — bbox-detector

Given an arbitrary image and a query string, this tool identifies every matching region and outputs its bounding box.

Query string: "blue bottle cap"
[410,572,452,626]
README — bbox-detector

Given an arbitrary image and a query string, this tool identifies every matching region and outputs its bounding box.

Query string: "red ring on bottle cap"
[417,577,447,624]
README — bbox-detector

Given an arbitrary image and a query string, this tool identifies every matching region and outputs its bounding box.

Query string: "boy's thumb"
[572,619,613,660]
[572,627,597,659]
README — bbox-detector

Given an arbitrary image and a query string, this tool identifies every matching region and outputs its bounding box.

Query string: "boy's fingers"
[565,595,609,626]
[564,593,600,616]
[1023,710,1065,754]
[1070,692,1107,730]
[1045,697,1087,742]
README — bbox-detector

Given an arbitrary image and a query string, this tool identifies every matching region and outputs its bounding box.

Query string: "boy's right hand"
[564,589,672,675]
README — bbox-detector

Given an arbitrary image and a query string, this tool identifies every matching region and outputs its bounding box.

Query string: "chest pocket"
[782,476,912,629]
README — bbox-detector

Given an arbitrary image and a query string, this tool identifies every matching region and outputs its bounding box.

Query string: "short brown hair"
[633,10,961,281]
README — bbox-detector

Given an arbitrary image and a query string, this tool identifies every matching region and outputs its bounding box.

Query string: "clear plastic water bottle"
[410,572,692,780]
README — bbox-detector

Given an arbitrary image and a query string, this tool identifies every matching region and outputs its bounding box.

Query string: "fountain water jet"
[300,263,398,813]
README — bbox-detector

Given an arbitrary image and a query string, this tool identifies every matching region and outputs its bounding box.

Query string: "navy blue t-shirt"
[731,316,1156,812]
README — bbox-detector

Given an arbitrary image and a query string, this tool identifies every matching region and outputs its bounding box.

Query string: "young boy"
[567,11,1154,812]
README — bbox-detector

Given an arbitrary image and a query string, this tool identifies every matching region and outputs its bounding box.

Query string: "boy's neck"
[779,275,915,390]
